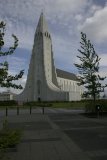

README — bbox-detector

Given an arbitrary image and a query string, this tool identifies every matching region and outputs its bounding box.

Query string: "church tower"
[17,13,68,102]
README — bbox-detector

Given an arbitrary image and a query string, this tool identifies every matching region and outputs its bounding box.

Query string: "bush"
[0,119,21,159]
[85,102,96,113]
[23,101,52,107]
[85,99,107,113]
[0,100,18,106]
[0,130,21,148]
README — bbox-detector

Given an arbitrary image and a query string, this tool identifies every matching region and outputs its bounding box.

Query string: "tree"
[0,21,24,89]
[74,32,107,103]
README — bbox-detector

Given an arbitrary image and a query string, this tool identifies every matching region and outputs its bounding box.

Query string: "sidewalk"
[1,114,91,160]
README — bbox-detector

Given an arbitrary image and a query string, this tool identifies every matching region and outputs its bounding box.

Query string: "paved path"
[0,112,107,160]
[49,113,107,160]
[0,107,84,116]
[0,113,90,160]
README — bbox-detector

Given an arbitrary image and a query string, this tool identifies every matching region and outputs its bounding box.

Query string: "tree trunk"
[93,92,96,112]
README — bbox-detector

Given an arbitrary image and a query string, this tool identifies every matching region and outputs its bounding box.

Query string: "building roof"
[56,68,79,81]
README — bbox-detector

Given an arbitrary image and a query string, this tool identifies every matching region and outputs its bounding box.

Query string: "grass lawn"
[0,101,86,110]
[0,100,107,111]
[50,102,85,109]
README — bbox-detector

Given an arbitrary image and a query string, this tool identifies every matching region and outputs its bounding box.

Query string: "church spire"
[36,12,49,33]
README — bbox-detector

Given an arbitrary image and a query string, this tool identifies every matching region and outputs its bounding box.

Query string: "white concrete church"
[16,13,83,102]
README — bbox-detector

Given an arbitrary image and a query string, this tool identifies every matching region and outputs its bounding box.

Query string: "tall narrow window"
[37,80,41,95]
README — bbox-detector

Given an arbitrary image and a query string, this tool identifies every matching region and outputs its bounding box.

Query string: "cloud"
[48,0,89,15]
[7,56,26,72]
[0,0,90,50]
[10,74,27,94]
[3,20,34,50]
[79,5,107,42]
[5,56,27,94]
[100,54,107,67]
[0,71,27,94]
[75,14,83,21]
[52,33,79,72]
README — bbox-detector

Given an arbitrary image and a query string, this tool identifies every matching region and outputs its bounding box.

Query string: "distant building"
[15,13,83,102]
[0,91,14,101]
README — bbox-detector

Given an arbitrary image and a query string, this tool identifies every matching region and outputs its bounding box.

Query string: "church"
[16,13,83,102]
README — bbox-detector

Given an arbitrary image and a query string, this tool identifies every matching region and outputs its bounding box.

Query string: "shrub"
[0,100,18,106]
[85,99,107,113]
[0,119,21,159]
[85,102,96,113]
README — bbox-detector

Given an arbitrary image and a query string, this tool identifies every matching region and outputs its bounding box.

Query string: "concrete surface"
[0,111,107,160]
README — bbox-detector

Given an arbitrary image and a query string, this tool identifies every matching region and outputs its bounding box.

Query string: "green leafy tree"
[0,21,24,89]
[74,32,107,103]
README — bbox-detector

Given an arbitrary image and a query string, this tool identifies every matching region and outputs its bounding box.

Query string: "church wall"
[15,13,83,102]
[43,34,53,82]
[57,77,82,101]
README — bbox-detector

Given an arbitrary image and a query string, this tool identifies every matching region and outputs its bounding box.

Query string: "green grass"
[0,119,22,159]
[0,102,85,110]
[0,100,107,111]
[50,102,85,109]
